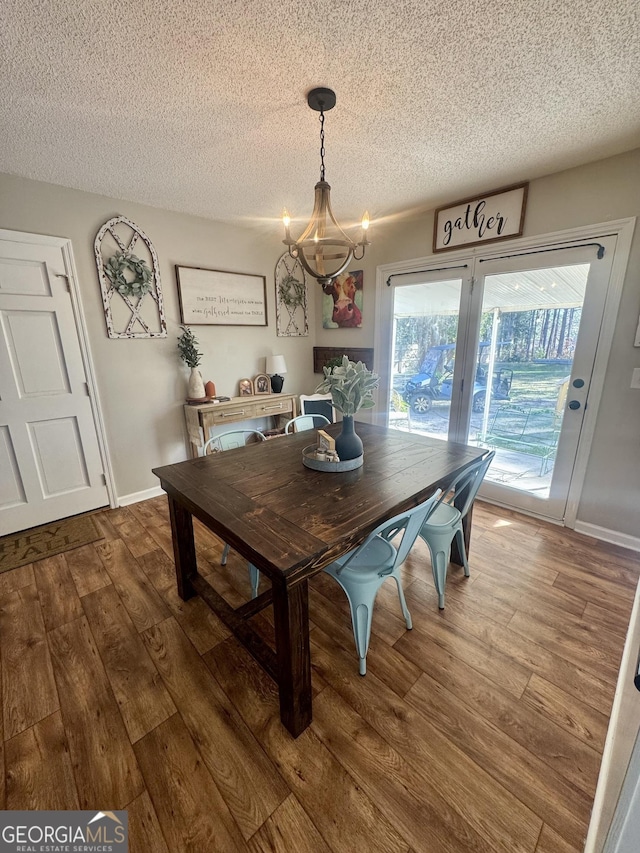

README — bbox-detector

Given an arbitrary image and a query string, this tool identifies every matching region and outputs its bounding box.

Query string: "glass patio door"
[386,236,618,522]
[461,237,617,521]
[390,267,472,442]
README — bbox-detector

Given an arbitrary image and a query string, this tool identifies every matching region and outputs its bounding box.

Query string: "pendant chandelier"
[282,87,369,288]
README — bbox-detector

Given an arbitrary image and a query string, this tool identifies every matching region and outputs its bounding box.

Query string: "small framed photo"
[253,374,271,395]
[238,378,253,396]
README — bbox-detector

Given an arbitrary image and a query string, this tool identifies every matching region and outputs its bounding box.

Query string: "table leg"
[168,495,197,601]
[272,578,312,737]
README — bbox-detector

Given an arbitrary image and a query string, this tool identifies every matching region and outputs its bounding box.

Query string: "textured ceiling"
[1,0,639,235]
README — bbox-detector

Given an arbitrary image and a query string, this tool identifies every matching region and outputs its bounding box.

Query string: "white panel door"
[0,236,108,534]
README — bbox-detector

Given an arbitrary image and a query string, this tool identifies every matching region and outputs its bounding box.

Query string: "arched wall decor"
[94,215,167,338]
[275,252,308,337]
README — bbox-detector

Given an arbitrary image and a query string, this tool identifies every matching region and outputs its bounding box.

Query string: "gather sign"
[433,182,528,253]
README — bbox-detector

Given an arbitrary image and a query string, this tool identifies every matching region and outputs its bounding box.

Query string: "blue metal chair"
[418,451,494,609]
[202,429,266,598]
[285,414,331,433]
[323,490,442,675]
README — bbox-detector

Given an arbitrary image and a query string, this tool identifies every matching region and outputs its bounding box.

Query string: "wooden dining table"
[153,422,487,737]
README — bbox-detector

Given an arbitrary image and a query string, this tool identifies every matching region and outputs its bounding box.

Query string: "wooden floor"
[1,497,638,853]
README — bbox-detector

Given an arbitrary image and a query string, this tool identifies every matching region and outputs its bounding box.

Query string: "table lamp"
[266,354,287,393]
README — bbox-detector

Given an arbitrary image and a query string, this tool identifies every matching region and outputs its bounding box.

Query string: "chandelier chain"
[319,110,326,182]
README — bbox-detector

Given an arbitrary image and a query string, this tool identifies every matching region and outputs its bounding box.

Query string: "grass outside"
[507,362,570,406]
[477,363,570,458]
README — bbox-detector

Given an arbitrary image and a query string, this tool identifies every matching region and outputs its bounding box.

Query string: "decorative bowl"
[302,445,363,472]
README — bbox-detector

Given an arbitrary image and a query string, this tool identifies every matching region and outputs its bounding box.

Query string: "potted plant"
[316,356,379,460]
[177,325,206,400]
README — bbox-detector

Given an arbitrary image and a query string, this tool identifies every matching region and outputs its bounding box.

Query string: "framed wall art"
[433,182,528,253]
[95,215,167,338]
[322,269,363,329]
[176,266,267,326]
[275,253,308,337]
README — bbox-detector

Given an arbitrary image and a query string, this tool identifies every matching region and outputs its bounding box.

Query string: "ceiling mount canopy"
[282,87,369,288]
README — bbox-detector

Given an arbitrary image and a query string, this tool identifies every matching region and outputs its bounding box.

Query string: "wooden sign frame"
[176,265,267,326]
[313,347,374,374]
[433,182,528,253]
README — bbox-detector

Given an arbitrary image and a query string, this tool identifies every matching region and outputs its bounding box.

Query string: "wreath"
[278,273,306,309]
[104,251,153,298]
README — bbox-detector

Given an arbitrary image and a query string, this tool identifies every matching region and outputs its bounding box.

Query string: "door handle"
[568,400,581,410]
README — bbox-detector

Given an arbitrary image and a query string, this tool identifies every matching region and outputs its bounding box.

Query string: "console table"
[183,393,297,458]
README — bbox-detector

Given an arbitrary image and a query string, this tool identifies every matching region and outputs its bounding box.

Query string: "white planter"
[187,367,206,400]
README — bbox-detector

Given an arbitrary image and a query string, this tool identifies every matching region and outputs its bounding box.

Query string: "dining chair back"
[201,428,266,598]
[285,414,331,433]
[418,450,494,609]
[299,393,336,423]
[203,429,266,455]
[324,489,442,675]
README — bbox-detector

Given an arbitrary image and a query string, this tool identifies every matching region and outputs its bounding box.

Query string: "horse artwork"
[322,270,364,329]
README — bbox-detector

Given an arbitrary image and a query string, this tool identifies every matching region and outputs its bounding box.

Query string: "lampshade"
[283,88,369,287]
[266,355,287,376]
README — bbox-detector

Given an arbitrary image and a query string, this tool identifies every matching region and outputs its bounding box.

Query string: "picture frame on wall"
[322,269,363,329]
[176,265,267,326]
[253,374,271,395]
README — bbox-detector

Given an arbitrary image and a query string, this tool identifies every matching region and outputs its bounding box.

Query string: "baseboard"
[117,485,165,507]
[574,520,640,553]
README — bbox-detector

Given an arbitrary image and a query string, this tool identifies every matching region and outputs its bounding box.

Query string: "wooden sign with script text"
[433,183,528,253]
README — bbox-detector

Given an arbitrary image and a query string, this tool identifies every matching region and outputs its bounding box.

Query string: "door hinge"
[470,276,476,294]
[100,473,107,486]
[83,382,90,396]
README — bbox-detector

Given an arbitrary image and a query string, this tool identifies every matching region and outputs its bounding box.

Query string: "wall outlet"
[631,368,640,389]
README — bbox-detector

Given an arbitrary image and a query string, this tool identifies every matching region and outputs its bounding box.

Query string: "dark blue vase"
[335,415,363,461]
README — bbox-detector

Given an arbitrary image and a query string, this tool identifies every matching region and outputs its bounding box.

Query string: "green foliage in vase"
[316,356,379,416]
[177,325,202,368]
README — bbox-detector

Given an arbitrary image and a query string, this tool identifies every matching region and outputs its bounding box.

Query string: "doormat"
[0,515,104,574]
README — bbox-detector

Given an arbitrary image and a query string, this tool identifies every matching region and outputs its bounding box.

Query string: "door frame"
[374,217,636,527]
[1,227,117,511]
